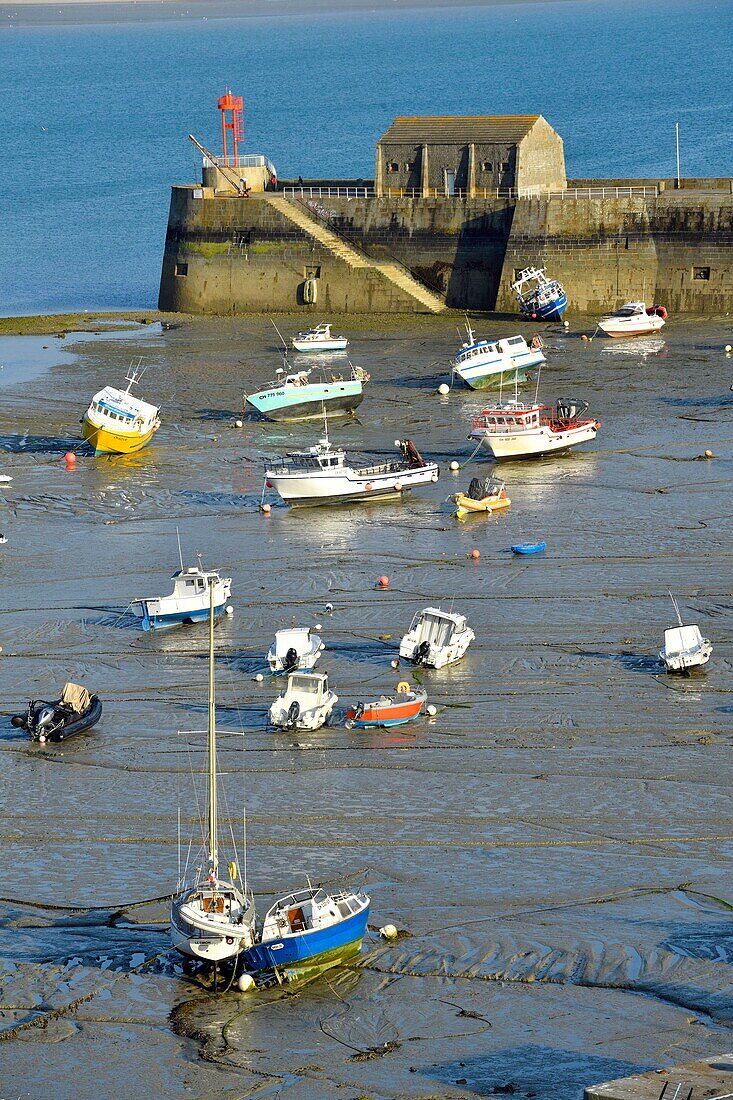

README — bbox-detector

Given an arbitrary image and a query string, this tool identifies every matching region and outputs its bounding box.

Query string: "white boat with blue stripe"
[133,556,231,630]
[245,362,369,422]
[452,322,545,390]
[241,883,370,982]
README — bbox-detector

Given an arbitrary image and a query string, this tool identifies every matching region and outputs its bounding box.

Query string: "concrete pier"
[586,1054,733,1100]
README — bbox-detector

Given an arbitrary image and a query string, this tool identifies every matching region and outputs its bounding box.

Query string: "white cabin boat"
[452,321,545,390]
[264,432,439,507]
[269,672,338,730]
[268,627,324,674]
[597,301,667,338]
[399,607,475,669]
[292,323,348,353]
[659,594,712,673]
[133,559,231,630]
[470,396,600,460]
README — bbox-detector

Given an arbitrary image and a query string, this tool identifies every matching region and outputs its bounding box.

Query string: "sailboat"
[170,587,256,964]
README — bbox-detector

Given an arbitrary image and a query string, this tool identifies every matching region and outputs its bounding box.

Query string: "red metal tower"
[217,90,244,165]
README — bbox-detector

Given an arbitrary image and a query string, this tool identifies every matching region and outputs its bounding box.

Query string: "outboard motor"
[352,702,365,720]
[413,640,431,665]
[35,706,57,731]
[286,700,301,728]
[284,646,298,671]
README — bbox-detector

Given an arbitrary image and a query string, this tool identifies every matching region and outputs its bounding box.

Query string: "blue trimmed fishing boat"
[452,321,545,390]
[241,884,370,982]
[132,556,231,630]
[511,267,567,322]
[245,362,369,422]
[511,542,546,555]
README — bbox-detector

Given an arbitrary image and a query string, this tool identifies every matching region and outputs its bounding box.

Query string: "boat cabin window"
[196,578,206,592]
[184,579,195,589]
[618,305,640,316]
[507,336,524,346]
[337,900,352,917]
[291,674,320,693]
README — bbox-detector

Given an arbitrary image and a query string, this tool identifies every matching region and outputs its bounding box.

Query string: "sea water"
[0,0,731,315]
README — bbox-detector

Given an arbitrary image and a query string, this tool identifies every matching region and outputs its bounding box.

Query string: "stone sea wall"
[158,183,733,314]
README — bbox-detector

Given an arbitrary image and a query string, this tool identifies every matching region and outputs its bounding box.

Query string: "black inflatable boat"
[12,682,102,743]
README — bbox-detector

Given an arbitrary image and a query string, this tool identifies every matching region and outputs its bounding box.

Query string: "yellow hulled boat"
[82,365,160,455]
[453,476,511,518]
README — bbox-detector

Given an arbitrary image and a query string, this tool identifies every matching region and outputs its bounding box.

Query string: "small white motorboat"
[269,672,338,730]
[132,556,231,630]
[452,320,545,390]
[292,323,348,353]
[264,425,439,507]
[659,593,712,674]
[268,627,324,674]
[399,607,475,669]
[0,474,12,484]
[597,301,667,338]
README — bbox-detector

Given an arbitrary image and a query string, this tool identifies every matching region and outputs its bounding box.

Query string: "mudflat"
[0,313,732,1100]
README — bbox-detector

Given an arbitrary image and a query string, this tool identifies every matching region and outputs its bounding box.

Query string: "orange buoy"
[470,549,480,560]
[261,503,271,514]
[64,452,77,468]
[378,575,389,588]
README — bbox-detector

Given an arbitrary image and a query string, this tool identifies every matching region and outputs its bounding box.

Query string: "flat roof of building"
[379,115,545,144]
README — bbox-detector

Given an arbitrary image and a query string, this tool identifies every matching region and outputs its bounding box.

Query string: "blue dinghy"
[242,885,370,982]
[511,542,546,555]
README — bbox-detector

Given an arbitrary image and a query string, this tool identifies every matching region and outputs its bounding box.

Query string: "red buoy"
[470,548,480,560]
[378,575,389,588]
[64,452,77,468]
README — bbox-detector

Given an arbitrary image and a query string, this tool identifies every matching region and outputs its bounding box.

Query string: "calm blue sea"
[0,0,731,315]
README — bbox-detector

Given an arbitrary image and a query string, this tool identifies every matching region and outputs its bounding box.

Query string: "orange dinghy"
[345,684,427,729]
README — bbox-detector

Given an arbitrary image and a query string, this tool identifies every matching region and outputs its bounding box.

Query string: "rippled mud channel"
[0,315,732,1099]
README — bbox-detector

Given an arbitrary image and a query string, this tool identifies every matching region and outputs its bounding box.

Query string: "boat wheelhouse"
[245,362,369,422]
[452,322,545,390]
[469,397,600,460]
[264,433,439,507]
[511,266,568,322]
[597,301,667,337]
[292,323,349,353]
[82,364,160,455]
[399,607,475,669]
[132,560,231,630]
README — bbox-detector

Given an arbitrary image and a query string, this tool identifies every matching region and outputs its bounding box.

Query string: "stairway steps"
[265,196,446,312]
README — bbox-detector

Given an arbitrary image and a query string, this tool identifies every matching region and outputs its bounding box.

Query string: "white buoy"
[237,974,256,992]
[225,605,234,616]
[563,320,570,328]
[427,704,437,717]
[438,383,450,396]
[391,658,399,669]
[379,924,398,940]
[325,602,334,613]
[726,345,733,354]
[449,460,460,472]
[315,623,322,631]
[235,419,243,428]
[255,673,264,683]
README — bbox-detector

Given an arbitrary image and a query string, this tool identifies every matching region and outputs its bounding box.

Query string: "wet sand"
[1,314,732,1099]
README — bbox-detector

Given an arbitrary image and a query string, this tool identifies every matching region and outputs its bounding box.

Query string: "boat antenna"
[271,318,288,352]
[207,583,218,881]
[124,357,146,391]
[533,362,542,405]
[463,312,474,345]
[321,402,330,445]
[668,590,684,628]
[175,526,184,572]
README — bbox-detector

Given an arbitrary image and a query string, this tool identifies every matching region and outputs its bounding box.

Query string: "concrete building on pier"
[374,115,567,197]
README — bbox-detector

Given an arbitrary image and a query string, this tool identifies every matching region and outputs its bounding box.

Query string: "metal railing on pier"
[283,184,659,200]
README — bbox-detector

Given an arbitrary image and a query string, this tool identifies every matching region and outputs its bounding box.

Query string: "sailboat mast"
[207,582,218,879]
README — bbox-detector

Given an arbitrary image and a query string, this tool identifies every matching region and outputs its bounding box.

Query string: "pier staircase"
[265,195,446,313]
